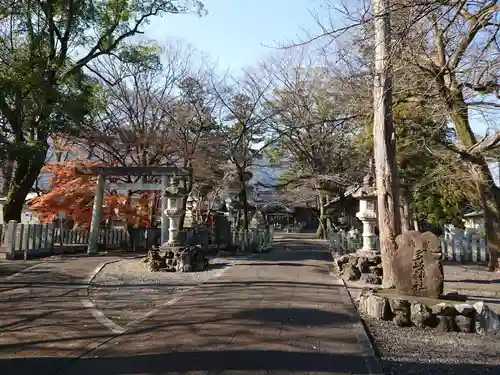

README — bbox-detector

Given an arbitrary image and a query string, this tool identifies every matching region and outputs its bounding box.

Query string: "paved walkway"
[0,235,381,375]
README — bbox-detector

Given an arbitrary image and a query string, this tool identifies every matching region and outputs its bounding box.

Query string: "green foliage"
[0,0,205,220]
[394,104,474,226]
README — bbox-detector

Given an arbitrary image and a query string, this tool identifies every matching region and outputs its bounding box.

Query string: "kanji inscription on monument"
[393,231,444,298]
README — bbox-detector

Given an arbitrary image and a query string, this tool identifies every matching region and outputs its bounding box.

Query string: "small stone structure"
[358,289,500,335]
[332,160,383,285]
[352,159,378,253]
[143,243,208,272]
[334,253,383,285]
[393,231,444,298]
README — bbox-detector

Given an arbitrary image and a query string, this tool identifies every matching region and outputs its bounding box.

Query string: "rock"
[436,315,458,332]
[337,255,350,265]
[342,266,361,281]
[442,292,467,302]
[147,243,209,273]
[357,257,370,273]
[389,298,411,315]
[431,303,458,316]
[392,231,444,298]
[393,313,412,327]
[389,299,411,327]
[455,315,475,333]
[145,247,166,271]
[369,266,383,277]
[474,301,500,335]
[410,302,432,328]
[360,273,382,285]
[359,293,391,320]
[454,304,475,317]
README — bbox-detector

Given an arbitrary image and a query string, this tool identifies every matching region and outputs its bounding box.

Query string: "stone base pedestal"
[333,251,383,285]
[143,243,209,273]
[355,250,380,258]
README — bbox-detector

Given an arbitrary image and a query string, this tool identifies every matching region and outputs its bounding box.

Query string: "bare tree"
[212,72,279,230]
[77,42,192,226]
[298,0,500,270]
[263,49,367,238]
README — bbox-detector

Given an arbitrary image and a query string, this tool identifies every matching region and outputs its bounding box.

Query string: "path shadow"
[0,350,376,374]
[452,278,500,284]
[234,307,355,326]
[1,350,497,375]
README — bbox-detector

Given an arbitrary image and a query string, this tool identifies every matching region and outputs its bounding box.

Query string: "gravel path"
[88,257,233,324]
[345,263,500,374]
[362,313,500,375]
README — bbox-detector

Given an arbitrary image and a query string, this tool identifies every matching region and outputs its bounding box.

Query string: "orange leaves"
[28,161,151,228]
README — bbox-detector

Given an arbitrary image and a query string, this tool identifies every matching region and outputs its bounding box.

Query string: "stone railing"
[327,229,490,264]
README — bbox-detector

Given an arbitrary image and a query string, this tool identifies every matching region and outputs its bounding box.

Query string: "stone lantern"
[352,159,378,253]
[225,197,239,229]
[164,177,185,246]
[463,211,485,238]
[184,195,196,228]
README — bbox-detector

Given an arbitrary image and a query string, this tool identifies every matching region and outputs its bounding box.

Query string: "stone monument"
[393,231,444,298]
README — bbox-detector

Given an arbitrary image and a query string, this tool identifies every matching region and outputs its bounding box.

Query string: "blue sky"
[144,0,326,73]
[143,0,497,135]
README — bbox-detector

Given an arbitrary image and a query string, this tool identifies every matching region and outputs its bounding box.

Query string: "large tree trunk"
[472,164,500,271]
[372,0,401,288]
[3,143,48,222]
[178,170,194,230]
[444,84,500,271]
[0,161,13,197]
[316,191,327,239]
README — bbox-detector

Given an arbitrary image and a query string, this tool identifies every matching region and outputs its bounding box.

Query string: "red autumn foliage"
[28,161,152,228]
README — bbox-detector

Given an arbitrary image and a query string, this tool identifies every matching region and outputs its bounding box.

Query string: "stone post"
[87,174,105,254]
[353,161,378,254]
[3,220,17,260]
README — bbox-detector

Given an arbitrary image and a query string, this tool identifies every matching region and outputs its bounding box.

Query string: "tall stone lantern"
[164,177,185,246]
[225,197,239,229]
[463,210,485,239]
[352,160,378,253]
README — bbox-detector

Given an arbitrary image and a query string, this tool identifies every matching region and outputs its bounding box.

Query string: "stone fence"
[328,230,490,264]
[0,221,274,260]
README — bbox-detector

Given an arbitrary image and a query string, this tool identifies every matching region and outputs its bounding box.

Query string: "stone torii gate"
[76,166,191,254]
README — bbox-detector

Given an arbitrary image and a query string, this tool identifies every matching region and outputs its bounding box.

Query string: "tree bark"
[372,0,401,288]
[316,191,327,239]
[3,142,48,222]
[0,161,13,197]
[442,85,500,271]
[472,164,500,271]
